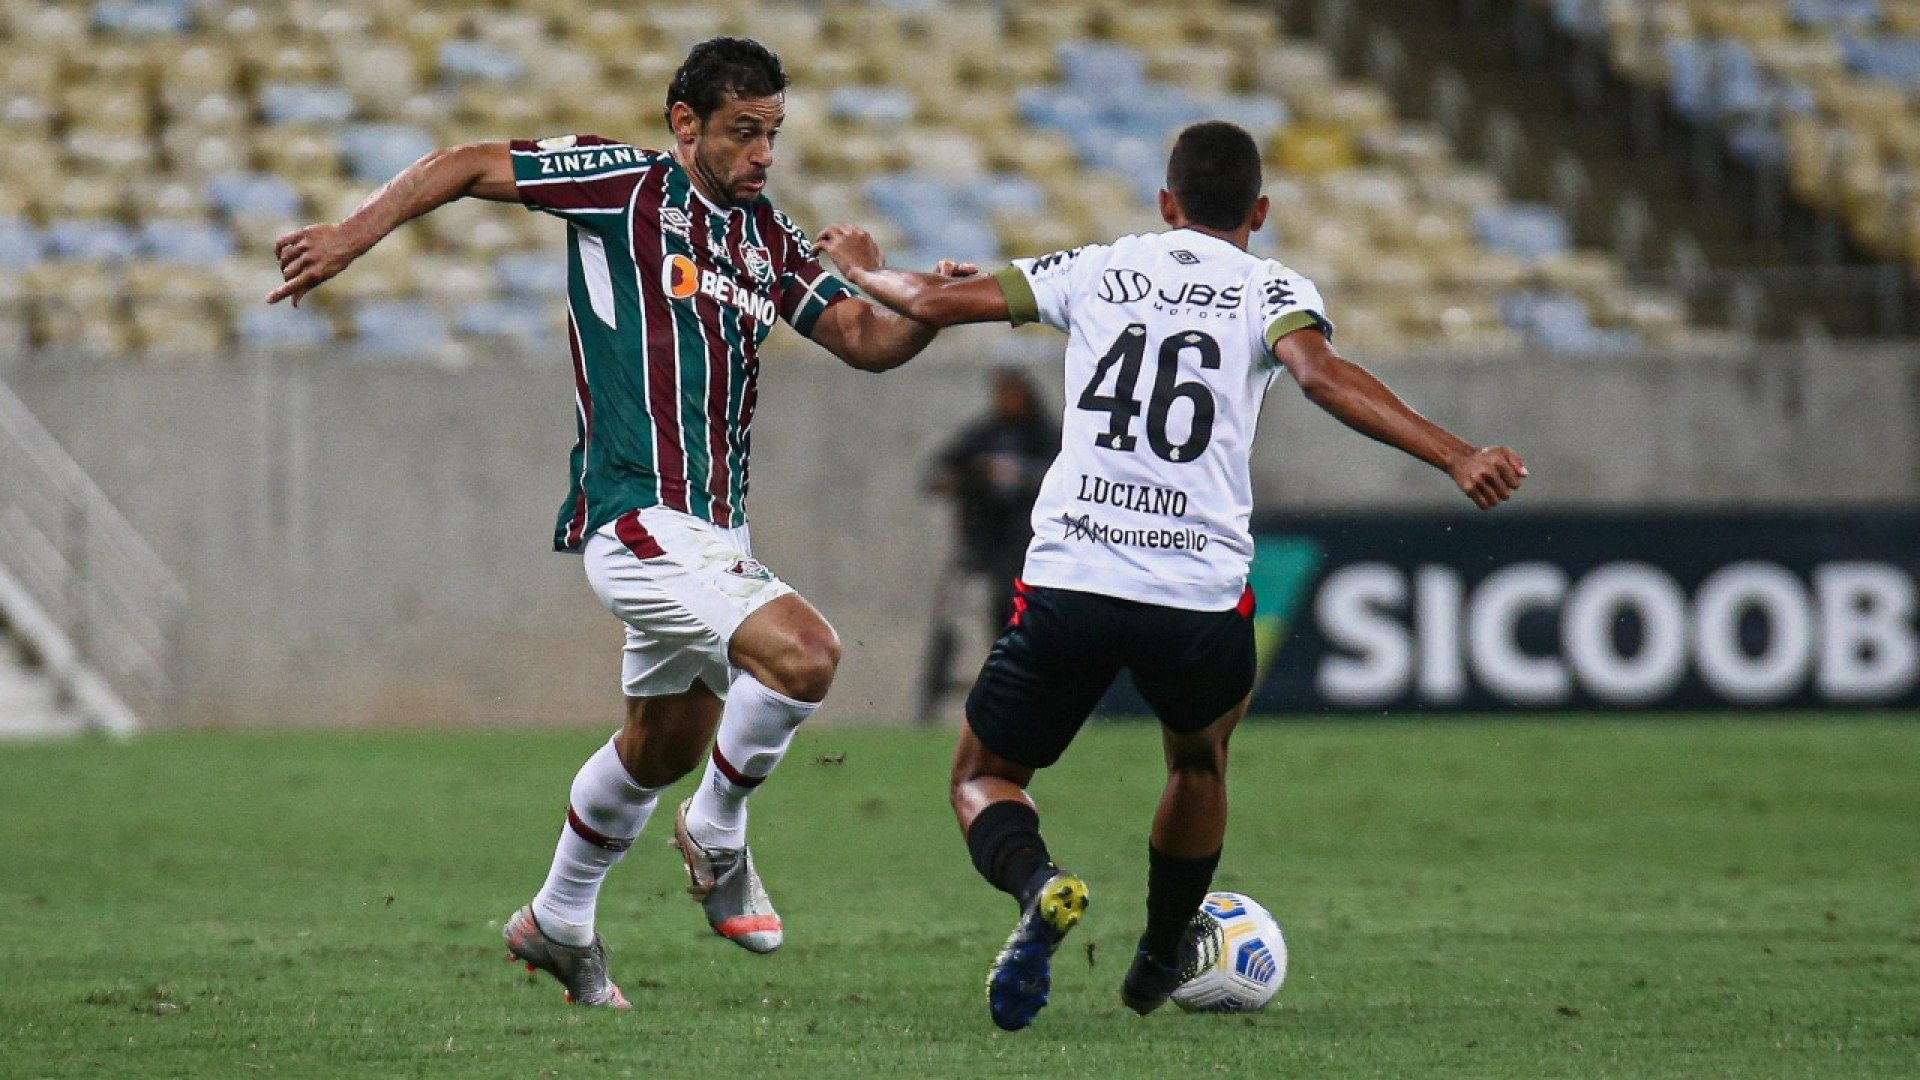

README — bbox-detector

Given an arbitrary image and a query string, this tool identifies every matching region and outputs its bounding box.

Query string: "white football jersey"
[994,229,1330,611]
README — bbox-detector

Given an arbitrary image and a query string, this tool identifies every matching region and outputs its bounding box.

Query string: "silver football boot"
[671,797,784,954]
[503,905,631,1008]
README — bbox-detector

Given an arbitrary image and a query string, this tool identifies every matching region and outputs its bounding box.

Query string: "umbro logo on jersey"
[725,558,773,581]
[1170,249,1199,265]
[660,207,692,237]
[1099,268,1152,304]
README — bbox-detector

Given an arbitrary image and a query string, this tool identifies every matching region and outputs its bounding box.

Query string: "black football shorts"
[964,580,1256,769]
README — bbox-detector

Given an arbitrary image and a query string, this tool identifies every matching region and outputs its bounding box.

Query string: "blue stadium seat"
[45,220,139,261]
[205,172,304,218]
[963,174,1048,216]
[340,124,437,184]
[1015,87,1099,130]
[1197,93,1290,137]
[259,83,356,126]
[1549,0,1609,39]
[866,174,958,222]
[828,86,917,125]
[1840,35,1920,84]
[354,300,450,356]
[1499,290,1642,352]
[0,218,43,270]
[92,0,193,35]
[495,253,567,296]
[438,40,525,84]
[1727,122,1788,169]
[139,220,235,265]
[1104,88,1208,137]
[1056,42,1146,92]
[1473,204,1571,260]
[456,297,549,346]
[1791,0,1882,29]
[866,174,1001,263]
[238,304,334,349]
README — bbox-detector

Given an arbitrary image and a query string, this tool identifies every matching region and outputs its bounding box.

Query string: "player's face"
[689,93,783,207]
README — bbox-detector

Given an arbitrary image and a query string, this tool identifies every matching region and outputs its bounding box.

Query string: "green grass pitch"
[2,717,1916,1078]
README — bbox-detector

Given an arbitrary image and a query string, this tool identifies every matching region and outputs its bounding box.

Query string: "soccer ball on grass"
[1168,891,1288,1013]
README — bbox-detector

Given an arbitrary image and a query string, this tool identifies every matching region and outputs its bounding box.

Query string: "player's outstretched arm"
[1273,326,1527,509]
[267,142,520,308]
[806,292,944,373]
[816,225,1010,330]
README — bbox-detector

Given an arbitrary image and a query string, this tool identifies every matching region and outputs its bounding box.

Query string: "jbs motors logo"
[662,254,777,325]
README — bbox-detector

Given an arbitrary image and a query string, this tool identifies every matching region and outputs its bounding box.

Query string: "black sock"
[966,800,1055,904]
[1141,844,1221,966]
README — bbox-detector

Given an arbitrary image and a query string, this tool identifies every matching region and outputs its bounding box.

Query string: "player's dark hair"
[1166,122,1263,231]
[664,37,789,125]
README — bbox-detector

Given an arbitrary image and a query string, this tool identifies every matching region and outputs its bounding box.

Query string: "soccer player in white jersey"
[817,121,1525,1029]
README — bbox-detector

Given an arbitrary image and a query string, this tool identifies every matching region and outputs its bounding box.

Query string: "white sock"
[531,735,662,948]
[686,673,819,849]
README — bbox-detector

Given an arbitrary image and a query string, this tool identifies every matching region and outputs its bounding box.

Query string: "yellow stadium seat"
[134,299,227,358]
[124,262,221,301]
[2,53,61,97]
[1273,123,1356,177]
[45,174,125,220]
[1149,44,1238,97]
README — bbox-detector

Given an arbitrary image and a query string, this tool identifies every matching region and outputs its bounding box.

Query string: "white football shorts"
[582,505,796,699]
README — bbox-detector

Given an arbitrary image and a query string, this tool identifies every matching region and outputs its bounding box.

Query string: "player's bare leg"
[674,593,841,952]
[509,686,723,1007]
[1122,695,1250,1015]
[953,727,1089,1031]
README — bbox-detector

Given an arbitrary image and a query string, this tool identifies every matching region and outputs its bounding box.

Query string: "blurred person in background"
[267,37,962,1009]
[917,368,1059,721]
[819,120,1525,1030]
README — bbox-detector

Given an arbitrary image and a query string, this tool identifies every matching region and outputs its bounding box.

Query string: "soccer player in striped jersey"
[268,38,959,1009]
[817,122,1525,1029]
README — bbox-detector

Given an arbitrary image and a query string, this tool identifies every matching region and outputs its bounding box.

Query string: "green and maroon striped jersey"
[510,134,856,549]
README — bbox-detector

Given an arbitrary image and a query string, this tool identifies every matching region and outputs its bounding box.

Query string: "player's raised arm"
[1272,325,1527,510]
[817,225,1010,331]
[267,142,519,308]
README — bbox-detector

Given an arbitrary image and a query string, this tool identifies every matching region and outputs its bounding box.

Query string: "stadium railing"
[0,376,183,733]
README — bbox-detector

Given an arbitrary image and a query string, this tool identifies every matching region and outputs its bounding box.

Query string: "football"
[1169,891,1289,1013]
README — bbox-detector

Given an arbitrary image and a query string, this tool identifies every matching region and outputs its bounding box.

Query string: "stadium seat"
[0,0,1709,357]
[338,123,437,184]
[495,252,568,297]
[237,303,335,350]
[829,86,917,126]
[1473,204,1573,260]
[259,82,356,126]
[139,220,236,266]
[44,220,140,262]
[0,219,43,270]
[206,172,304,219]
[456,296,552,348]
[353,300,450,357]
[92,0,195,37]
[438,39,525,84]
